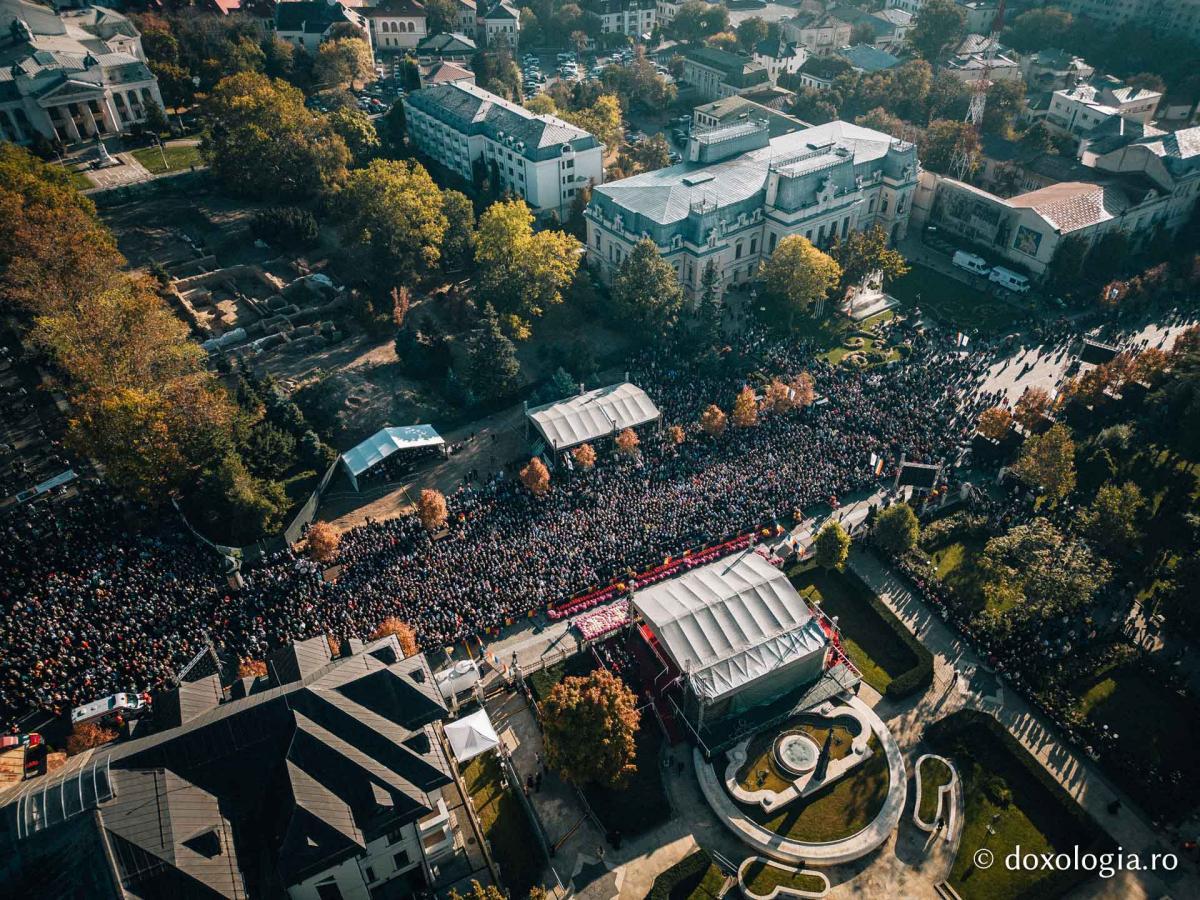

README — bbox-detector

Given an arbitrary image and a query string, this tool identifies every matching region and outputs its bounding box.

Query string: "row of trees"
[0,145,307,540]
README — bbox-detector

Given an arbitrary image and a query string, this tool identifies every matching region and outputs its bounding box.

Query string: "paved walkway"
[849,549,1199,900]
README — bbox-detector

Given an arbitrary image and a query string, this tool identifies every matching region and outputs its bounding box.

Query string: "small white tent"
[339,424,445,490]
[444,708,500,764]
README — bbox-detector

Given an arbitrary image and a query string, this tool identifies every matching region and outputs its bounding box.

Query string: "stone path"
[849,549,1199,900]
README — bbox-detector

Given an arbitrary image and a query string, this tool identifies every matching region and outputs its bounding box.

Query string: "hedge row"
[842,567,934,700]
[926,710,1114,900]
[646,849,715,900]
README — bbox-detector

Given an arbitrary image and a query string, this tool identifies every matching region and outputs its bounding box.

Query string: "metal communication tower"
[951,0,1007,182]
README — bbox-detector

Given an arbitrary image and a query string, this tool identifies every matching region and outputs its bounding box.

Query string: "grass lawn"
[460,752,544,897]
[1072,665,1200,816]
[889,264,1021,335]
[928,536,990,614]
[736,718,858,794]
[917,757,953,823]
[686,861,728,900]
[582,724,670,836]
[69,169,94,190]
[748,736,890,842]
[130,144,202,175]
[790,567,917,693]
[743,860,826,898]
[937,719,1100,900]
[822,334,901,368]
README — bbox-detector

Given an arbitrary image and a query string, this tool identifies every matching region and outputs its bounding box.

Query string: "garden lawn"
[686,861,728,900]
[936,718,1103,900]
[582,724,670,836]
[917,757,952,823]
[822,335,901,368]
[131,144,202,175]
[1073,665,1200,818]
[743,860,825,898]
[889,264,1020,334]
[749,736,890,842]
[736,718,858,795]
[928,536,989,614]
[790,567,917,693]
[69,169,94,190]
[460,753,543,897]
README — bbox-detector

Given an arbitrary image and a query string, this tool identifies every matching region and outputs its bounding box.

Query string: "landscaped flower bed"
[739,857,829,899]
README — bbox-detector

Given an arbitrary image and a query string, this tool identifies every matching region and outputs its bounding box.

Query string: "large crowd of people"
[0,323,988,730]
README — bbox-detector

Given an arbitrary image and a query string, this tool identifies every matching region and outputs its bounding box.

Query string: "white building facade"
[404,81,604,216]
[0,0,163,145]
[586,119,918,298]
[363,0,429,52]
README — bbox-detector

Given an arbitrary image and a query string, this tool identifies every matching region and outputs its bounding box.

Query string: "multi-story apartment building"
[779,12,853,58]
[0,0,163,145]
[1060,0,1200,45]
[1043,77,1161,139]
[585,118,918,298]
[273,0,373,51]
[481,1,520,48]
[588,0,657,39]
[677,45,770,101]
[362,0,428,52]
[0,635,467,900]
[404,81,604,216]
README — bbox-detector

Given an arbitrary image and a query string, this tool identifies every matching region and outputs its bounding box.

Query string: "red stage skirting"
[546,527,781,621]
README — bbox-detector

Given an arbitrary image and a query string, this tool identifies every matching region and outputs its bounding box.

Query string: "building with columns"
[0,0,163,146]
[585,118,918,298]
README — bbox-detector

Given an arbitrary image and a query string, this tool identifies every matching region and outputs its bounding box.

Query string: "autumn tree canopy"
[541,669,640,787]
[1013,423,1076,501]
[418,488,448,532]
[520,457,552,497]
[307,521,340,562]
[572,443,597,469]
[700,404,727,437]
[731,386,759,427]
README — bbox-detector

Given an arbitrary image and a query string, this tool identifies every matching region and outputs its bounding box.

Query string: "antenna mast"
[951,0,1007,181]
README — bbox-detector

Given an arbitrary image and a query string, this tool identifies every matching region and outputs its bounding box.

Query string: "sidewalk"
[849,549,1198,900]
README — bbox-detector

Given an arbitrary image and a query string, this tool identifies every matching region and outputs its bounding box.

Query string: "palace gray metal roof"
[594,120,899,226]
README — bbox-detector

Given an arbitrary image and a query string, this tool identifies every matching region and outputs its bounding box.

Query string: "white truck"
[952,250,991,276]
[989,266,1031,293]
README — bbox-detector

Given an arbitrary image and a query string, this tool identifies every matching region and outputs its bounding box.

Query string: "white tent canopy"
[526,382,661,452]
[340,425,444,490]
[444,708,500,763]
[633,551,828,702]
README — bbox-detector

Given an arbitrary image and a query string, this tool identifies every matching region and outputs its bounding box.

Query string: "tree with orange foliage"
[1130,347,1169,384]
[541,668,640,787]
[371,617,420,656]
[327,634,341,656]
[306,521,340,562]
[668,424,686,444]
[763,378,793,414]
[572,443,597,469]
[237,658,267,678]
[615,428,640,456]
[791,372,815,408]
[1013,387,1051,431]
[520,457,551,497]
[977,406,1013,441]
[700,404,727,437]
[731,386,758,427]
[418,488,448,532]
[1172,325,1200,356]
[67,722,118,756]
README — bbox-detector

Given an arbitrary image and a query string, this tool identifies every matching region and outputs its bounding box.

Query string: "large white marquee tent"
[633,551,829,720]
[525,382,661,452]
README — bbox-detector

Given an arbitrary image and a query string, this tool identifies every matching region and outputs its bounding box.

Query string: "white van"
[952,250,991,276]
[989,266,1031,293]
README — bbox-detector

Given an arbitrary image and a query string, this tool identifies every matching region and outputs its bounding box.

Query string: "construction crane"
[951,0,1007,182]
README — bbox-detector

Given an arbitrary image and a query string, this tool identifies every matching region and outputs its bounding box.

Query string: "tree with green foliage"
[1003,8,1074,54]
[920,118,980,176]
[856,107,907,137]
[312,37,373,88]
[759,235,842,327]
[250,206,319,250]
[813,520,851,570]
[977,518,1111,621]
[1013,423,1076,501]
[873,503,920,556]
[200,72,349,197]
[736,17,769,50]
[612,238,685,336]
[466,303,521,402]
[190,452,287,544]
[829,224,909,290]
[338,158,449,284]
[424,0,460,34]
[982,79,1026,136]
[328,106,380,165]
[670,0,730,43]
[474,199,581,337]
[1047,235,1088,293]
[541,668,640,787]
[440,190,476,273]
[617,133,671,176]
[908,0,967,63]
[697,260,723,347]
[1077,481,1145,553]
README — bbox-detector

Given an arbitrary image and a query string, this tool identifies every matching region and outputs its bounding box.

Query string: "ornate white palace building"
[585,117,918,297]
[0,0,163,146]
